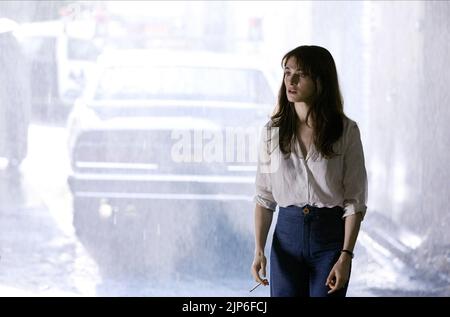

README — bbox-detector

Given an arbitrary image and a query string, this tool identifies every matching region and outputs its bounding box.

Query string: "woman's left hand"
[325,253,352,294]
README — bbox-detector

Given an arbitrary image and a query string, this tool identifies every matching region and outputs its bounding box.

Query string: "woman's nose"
[290,74,299,86]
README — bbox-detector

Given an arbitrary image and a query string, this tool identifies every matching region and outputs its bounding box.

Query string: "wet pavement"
[0,124,448,297]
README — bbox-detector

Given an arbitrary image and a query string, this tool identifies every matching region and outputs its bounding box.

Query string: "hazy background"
[0,1,449,296]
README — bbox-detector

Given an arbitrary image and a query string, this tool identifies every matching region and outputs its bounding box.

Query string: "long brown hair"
[271,45,344,158]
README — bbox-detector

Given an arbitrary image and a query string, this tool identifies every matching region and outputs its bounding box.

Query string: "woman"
[251,45,367,297]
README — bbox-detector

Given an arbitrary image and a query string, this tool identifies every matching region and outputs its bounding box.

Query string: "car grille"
[72,129,256,176]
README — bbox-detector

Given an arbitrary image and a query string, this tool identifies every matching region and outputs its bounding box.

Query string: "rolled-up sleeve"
[342,123,368,219]
[253,125,277,211]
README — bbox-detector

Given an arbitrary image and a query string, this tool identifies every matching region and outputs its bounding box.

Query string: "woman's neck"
[294,102,312,126]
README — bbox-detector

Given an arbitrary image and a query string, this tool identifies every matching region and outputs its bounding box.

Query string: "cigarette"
[249,282,262,292]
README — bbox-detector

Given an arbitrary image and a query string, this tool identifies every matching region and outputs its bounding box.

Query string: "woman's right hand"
[251,252,269,286]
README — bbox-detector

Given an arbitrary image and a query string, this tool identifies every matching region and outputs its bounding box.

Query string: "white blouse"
[254,116,368,219]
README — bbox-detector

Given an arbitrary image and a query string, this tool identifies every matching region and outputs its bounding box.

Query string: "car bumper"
[68,172,255,202]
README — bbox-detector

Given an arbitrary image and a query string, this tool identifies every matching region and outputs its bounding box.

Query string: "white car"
[66,49,277,274]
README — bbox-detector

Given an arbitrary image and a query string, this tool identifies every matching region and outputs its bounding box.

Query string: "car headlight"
[98,199,113,219]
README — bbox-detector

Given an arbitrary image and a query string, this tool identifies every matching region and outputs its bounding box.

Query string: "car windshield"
[94,66,274,103]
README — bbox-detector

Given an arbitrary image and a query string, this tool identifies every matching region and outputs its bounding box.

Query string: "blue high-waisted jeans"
[270,205,350,297]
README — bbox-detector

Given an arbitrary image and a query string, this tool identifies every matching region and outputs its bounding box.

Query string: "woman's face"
[284,56,316,104]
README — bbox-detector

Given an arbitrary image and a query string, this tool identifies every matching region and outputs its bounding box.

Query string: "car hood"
[92,115,221,131]
[67,99,271,155]
[83,99,271,128]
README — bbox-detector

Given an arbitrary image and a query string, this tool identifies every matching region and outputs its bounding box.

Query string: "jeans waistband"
[279,205,344,218]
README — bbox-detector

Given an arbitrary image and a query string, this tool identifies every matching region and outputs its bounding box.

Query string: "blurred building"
[0,18,31,169]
